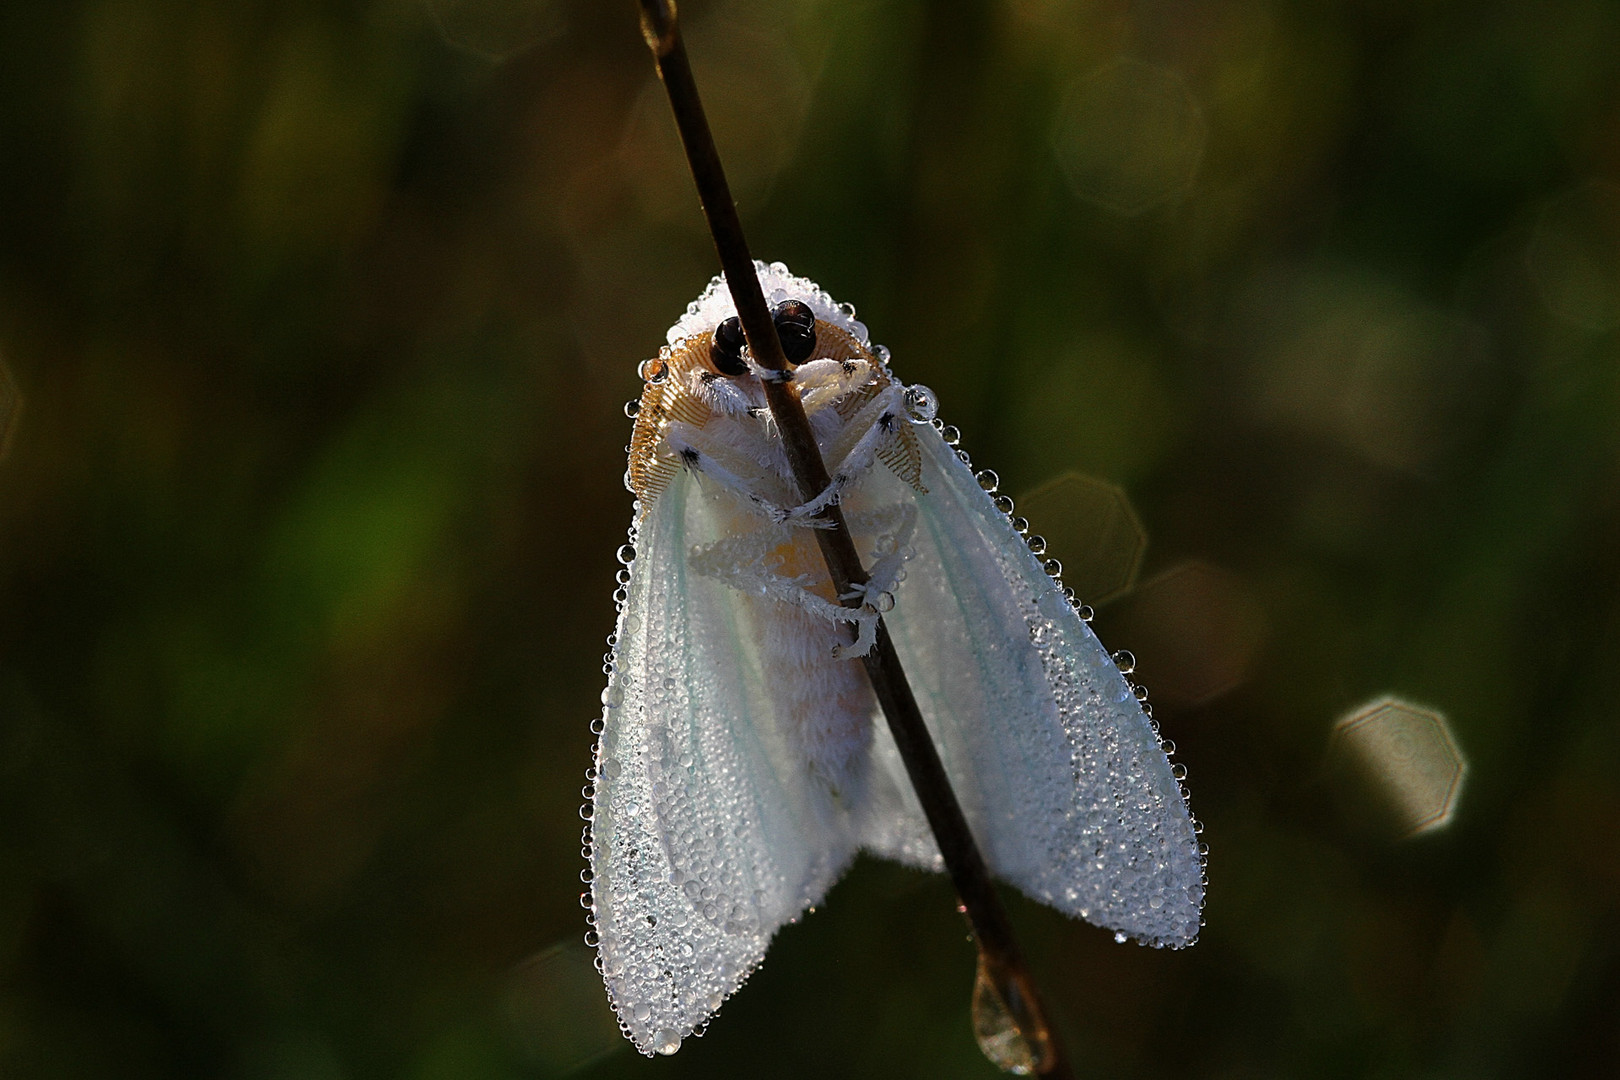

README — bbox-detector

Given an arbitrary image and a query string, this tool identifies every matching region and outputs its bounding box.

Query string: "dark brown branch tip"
[637,0,677,57]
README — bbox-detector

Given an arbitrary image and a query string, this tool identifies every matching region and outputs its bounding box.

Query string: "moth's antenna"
[635,4,1073,1076]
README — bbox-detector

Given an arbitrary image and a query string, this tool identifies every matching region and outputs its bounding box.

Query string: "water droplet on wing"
[903,384,939,422]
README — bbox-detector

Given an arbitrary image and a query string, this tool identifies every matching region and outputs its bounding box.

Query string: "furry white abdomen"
[756,602,874,803]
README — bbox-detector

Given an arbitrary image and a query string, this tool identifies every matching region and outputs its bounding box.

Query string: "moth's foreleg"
[795,358,873,414]
[777,384,906,522]
[687,369,758,417]
[661,421,792,518]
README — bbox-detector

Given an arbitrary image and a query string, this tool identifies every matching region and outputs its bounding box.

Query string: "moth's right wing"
[589,475,854,1055]
[858,424,1205,948]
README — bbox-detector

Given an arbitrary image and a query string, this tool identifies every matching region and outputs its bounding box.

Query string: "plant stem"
[635,3,1072,1076]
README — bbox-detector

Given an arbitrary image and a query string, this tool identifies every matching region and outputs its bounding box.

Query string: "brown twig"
[634,3,1072,1076]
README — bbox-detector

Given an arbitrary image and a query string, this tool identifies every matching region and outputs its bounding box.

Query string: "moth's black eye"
[772,299,817,363]
[709,316,748,376]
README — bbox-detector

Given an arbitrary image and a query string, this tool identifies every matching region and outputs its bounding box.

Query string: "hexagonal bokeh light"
[1114,561,1267,706]
[1331,696,1467,836]
[1525,181,1620,332]
[424,0,564,62]
[1239,268,1486,475]
[502,938,625,1072]
[1052,58,1207,216]
[1018,471,1146,606]
[0,349,18,461]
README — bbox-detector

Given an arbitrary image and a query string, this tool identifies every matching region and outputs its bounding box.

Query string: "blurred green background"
[1,0,1617,1077]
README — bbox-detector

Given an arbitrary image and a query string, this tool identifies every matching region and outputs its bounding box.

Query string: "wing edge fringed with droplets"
[590,472,861,1055]
[862,423,1204,948]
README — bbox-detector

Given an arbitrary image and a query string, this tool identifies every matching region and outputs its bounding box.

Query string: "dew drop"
[903,384,939,423]
[624,398,641,418]
[994,494,1015,514]
[617,544,637,565]
[976,469,1000,492]
[941,424,961,446]
[1114,931,1128,945]
[1010,516,1030,535]
[653,1030,681,1055]
[970,954,1049,1076]
[1026,534,1047,555]
[1112,649,1136,675]
[1044,558,1063,577]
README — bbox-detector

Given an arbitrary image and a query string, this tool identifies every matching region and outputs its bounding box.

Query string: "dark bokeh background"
[2,0,1617,1077]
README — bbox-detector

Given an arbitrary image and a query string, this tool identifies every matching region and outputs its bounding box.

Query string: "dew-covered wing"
[589,475,855,1054]
[862,425,1204,948]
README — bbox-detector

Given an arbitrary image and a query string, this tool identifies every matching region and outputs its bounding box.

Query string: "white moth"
[585,262,1204,1057]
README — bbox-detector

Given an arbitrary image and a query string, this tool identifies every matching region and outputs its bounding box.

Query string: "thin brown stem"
[634,3,1072,1076]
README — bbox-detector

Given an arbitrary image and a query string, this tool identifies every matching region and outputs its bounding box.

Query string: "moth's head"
[704,298,816,375]
[667,260,875,379]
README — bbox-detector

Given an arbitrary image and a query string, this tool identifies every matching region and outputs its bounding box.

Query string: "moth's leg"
[688,524,884,660]
[823,384,908,477]
[839,503,917,613]
[830,609,879,660]
[662,420,794,519]
[777,384,906,522]
[796,358,873,415]
[745,355,795,385]
[685,369,758,417]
